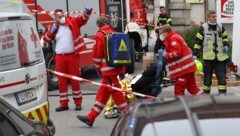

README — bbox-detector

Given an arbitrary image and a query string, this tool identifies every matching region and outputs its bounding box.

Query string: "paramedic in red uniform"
[43,8,92,112]
[160,24,204,96]
[76,16,128,127]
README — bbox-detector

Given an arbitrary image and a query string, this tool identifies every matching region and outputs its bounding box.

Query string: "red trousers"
[174,72,203,96]
[87,75,127,122]
[55,53,82,107]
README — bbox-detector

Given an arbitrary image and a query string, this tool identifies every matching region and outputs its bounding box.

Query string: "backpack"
[101,30,132,67]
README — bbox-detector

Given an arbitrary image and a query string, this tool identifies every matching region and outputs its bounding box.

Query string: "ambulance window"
[0,19,43,72]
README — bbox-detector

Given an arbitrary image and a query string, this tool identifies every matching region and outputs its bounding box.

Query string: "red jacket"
[164,31,196,78]
[93,25,125,76]
[43,13,91,54]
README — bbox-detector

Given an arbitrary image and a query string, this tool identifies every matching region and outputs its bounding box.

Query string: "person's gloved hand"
[162,50,167,57]
[222,46,229,53]
[97,72,101,77]
[193,55,197,59]
[85,7,92,15]
[119,73,125,80]
[50,25,57,34]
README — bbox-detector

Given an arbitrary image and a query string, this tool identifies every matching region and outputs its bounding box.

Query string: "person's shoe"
[75,104,82,111]
[55,106,69,112]
[76,115,93,127]
[105,107,121,119]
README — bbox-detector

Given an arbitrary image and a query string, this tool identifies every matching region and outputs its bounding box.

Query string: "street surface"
[48,62,240,136]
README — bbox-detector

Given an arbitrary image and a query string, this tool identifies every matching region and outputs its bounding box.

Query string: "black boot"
[76,115,93,127]
[55,106,69,112]
[75,104,82,111]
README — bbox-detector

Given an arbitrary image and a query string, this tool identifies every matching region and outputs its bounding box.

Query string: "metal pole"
[66,0,69,17]
[205,0,208,22]
[34,0,39,31]
[121,0,124,32]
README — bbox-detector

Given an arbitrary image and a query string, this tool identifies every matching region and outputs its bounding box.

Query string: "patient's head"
[142,52,157,70]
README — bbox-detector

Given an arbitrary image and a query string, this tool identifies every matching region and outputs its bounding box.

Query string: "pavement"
[48,93,118,136]
[48,62,240,136]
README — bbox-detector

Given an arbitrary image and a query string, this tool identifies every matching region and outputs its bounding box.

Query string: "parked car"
[0,98,55,136]
[111,94,240,136]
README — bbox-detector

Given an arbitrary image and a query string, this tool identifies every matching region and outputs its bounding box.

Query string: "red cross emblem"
[30,27,37,48]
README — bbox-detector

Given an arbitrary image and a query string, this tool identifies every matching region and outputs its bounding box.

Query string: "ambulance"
[0,0,54,128]
[23,0,150,90]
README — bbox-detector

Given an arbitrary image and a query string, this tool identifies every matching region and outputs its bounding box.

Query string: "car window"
[0,18,43,72]
[8,111,35,135]
[133,99,188,136]
[141,99,240,136]
[0,99,35,135]
[191,104,240,119]
[0,112,20,136]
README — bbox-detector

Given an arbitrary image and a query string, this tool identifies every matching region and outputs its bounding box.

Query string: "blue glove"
[119,73,125,80]
[222,46,228,53]
[162,50,167,57]
[193,55,197,59]
[97,72,101,77]
[50,25,57,34]
[85,7,92,15]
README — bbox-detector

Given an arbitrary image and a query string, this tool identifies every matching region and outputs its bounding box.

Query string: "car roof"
[134,94,240,117]
[116,94,240,136]
[0,12,32,20]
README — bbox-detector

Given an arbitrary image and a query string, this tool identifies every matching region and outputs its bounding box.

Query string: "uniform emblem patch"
[172,41,176,45]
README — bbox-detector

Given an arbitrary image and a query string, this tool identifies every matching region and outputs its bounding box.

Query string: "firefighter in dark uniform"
[193,10,230,94]
[155,6,172,46]
[155,6,172,78]
[156,6,172,31]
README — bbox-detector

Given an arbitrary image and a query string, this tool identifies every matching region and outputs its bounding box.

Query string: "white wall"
[189,0,216,25]
[208,0,216,11]
[232,0,240,72]
[190,3,205,24]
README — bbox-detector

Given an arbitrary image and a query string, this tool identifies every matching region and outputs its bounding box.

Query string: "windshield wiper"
[24,59,40,67]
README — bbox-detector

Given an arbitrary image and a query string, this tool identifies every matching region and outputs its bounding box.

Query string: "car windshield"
[134,95,240,136]
[0,18,43,72]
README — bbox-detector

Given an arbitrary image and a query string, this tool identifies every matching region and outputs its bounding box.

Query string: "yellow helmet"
[195,59,203,75]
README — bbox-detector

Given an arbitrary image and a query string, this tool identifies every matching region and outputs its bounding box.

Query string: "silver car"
[111,94,240,136]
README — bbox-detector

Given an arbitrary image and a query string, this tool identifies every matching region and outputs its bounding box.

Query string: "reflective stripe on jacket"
[43,13,90,54]
[164,31,196,78]
[202,23,228,61]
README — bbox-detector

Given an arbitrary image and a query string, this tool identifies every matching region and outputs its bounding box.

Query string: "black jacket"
[154,38,165,54]
[131,66,156,94]
[155,13,172,34]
